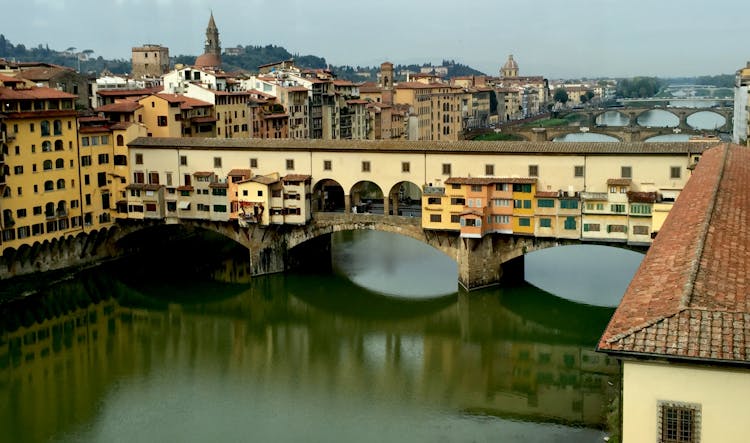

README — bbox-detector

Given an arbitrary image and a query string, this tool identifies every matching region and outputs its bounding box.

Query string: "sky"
[2,0,749,78]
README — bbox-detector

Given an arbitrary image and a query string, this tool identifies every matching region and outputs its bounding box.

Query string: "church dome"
[195,52,221,69]
[503,55,518,71]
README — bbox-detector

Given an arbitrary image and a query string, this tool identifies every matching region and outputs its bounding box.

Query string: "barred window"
[658,401,700,443]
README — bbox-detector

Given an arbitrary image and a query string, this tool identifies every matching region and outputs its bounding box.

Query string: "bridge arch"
[312,178,345,212]
[635,109,679,127]
[387,181,422,217]
[686,110,726,130]
[593,110,630,126]
[350,180,385,214]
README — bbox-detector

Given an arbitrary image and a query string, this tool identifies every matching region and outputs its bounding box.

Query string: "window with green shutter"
[537,199,555,208]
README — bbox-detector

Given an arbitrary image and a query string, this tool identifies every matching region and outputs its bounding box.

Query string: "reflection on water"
[595,111,629,127]
[0,232,624,443]
[686,111,726,130]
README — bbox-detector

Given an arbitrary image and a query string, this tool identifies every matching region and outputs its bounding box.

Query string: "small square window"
[658,401,700,443]
[250,158,258,168]
[574,165,584,177]
[286,159,294,170]
[670,166,681,179]
[485,164,494,176]
[362,161,370,172]
[135,153,143,165]
[442,163,451,175]
[528,165,538,177]
[179,155,187,166]
[621,166,632,179]
[213,157,222,168]
[324,160,332,171]
[402,162,410,173]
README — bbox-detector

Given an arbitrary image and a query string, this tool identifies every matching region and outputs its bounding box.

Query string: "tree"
[580,90,595,103]
[554,88,569,104]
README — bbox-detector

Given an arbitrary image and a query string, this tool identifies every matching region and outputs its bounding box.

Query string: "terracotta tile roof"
[190,116,218,123]
[0,73,24,84]
[97,87,162,97]
[346,99,369,105]
[15,66,74,81]
[96,101,142,113]
[598,144,750,365]
[535,191,559,198]
[228,169,252,177]
[78,126,109,134]
[445,177,537,185]
[0,85,77,100]
[607,178,632,186]
[250,175,279,185]
[280,86,309,93]
[209,182,228,188]
[126,183,162,191]
[458,209,483,217]
[127,137,710,156]
[282,174,311,182]
[176,185,194,191]
[627,191,657,203]
[193,171,214,177]
[110,122,134,130]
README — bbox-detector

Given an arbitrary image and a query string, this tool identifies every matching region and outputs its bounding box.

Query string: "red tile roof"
[0,73,24,84]
[282,174,311,182]
[193,171,214,177]
[606,178,632,186]
[0,85,77,100]
[535,191,559,198]
[598,144,750,365]
[96,101,143,113]
[97,87,162,97]
[228,169,252,177]
[627,191,657,203]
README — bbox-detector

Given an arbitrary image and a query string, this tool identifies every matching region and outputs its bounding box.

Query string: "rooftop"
[598,143,750,366]
[127,137,711,156]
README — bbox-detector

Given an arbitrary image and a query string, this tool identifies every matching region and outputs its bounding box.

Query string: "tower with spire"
[195,12,222,69]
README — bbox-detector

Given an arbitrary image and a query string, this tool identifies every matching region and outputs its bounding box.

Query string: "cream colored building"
[131,44,170,80]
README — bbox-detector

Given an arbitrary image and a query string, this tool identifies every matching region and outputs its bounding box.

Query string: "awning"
[178,201,191,210]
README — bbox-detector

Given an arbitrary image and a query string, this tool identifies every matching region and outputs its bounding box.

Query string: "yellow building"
[1,79,82,252]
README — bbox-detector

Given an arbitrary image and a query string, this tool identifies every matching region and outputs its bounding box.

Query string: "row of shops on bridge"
[421,176,673,246]
[122,167,675,246]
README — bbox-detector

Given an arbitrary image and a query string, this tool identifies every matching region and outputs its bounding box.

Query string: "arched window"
[45,202,55,217]
[116,134,124,146]
[2,186,10,198]
[44,180,54,191]
[41,120,50,136]
[43,160,53,170]
[55,158,64,169]
[2,209,13,225]
[54,140,63,151]
[56,178,65,189]
[42,141,51,152]
[57,200,66,213]
[53,120,62,135]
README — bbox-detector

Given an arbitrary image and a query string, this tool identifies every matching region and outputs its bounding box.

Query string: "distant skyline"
[2,0,748,78]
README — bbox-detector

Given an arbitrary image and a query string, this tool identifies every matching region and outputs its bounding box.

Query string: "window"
[429,214,442,223]
[84,175,90,185]
[44,180,54,191]
[148,172,159,185]
[633,225,650,235]
[450,214,460,223]
[402,162,410,173]
[494,215,510,224]
[116,134,124,146]
[98,153,109,164]
[607,224,627,233]
[157,116,168,126]
[213,157,222,168]
[81,155,92,166]
[658,401,700,443]
[518,217,531,227]
[470,185,482,192]
[451,184,460,190]
[13,165,23,175]
[53,120,62,135]
[362,161,370,172]
[213,205,227,213]
[250,158,258,168]
[42,141,51,152]
[257,190,263,197]
[133,172,145,183]
[81,137,89,146]
[539,218,552,228]
[574,165,584,177]
[631,204,651,215]
[537,199,555,208]
[135,153,143,165]
[442,163,451,175]
[610,186,617,193]
[286,159,294,170]
[97,172,107,187]
[101,135,109,145]
[513,184,532,193]
[427,197,441,204]
[528,165,538,177]
[563,216,576,230]
[584,223,600,232]
[621,166,632,178]
[611,204,626,213]
[450,197,465,205]
[670,166,681,179]
[523,200,532,209]
[180,155,187,166]
[560,199,578,209]
[485,164,494,176]
[16,208,27,218]
[56,178,65,189]
[324,160,332,171]
[91,136,99,146]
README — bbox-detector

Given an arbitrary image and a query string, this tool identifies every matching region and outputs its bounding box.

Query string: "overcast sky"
[2,0,748,78]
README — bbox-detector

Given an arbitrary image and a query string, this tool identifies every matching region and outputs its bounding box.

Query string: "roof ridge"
[679,143,730,308]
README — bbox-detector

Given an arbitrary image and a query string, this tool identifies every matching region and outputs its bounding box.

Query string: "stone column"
[457,236,503,290]
[344,194,351,213]
[383,197,390,216]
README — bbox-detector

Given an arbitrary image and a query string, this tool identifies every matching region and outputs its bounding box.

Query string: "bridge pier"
[457,235,529,291]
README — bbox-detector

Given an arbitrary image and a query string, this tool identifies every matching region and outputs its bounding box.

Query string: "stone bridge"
[0,213,645,291]
[505,125,706,142]
[566,106,733,133]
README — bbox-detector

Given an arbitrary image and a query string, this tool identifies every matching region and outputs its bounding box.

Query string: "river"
[0,230,643,443]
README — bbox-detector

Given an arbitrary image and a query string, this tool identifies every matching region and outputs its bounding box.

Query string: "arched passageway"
[387,181,422,217]
[312,179,345,213]
[349,181,384,215]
